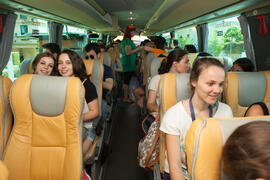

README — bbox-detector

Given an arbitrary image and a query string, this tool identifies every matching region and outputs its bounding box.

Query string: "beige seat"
[3,74,84,180]
[223,71,270,117]
[185,116,270,180]
[0,76,13,160]
[83,59,105,167]
[0,161,8,180]
[157,73,191,175]
[19,58,33,75]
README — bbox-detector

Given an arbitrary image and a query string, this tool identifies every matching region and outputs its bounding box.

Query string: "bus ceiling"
[0,0,269,35]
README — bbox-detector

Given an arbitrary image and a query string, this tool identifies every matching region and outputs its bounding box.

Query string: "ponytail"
[158,49,188,74]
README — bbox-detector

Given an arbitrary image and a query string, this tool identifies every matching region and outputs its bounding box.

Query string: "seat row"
[153,71,270,180]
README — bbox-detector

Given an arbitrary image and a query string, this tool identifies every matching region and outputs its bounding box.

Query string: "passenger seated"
[244,102,270,116]
[84,43,113,118]
[141,49,190,131]
[222,121,270,180]
[32,52,57,76]
[230,57,254,72]
[57,50,99,158]
[148,49,190,110]
[42,42,61,59]
[184,44,197,53]
[160,57,233,180]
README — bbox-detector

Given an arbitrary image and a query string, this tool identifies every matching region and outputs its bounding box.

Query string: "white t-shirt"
[160,101,233,174]
[148,75,161,117]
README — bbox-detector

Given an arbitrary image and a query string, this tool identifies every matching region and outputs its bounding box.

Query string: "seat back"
[223,71,270,117]
[0,76,12,159]
[103,52,112,67]
[0,161,8,180]
[150,57,165,78]
[0,76,12,160]
[185,116,270,180]
[188,53,199,67]
[84,59,104,118]
[3,74,84,180]
[158,73,192,172]
[19,58,33,75]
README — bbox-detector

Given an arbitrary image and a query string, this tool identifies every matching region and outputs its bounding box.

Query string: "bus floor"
[103,101,152,180]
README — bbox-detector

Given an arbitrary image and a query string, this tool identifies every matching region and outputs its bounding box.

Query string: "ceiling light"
[129,11,133,15]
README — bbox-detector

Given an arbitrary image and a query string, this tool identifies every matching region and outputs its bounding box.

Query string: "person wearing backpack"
[160,58,233,180]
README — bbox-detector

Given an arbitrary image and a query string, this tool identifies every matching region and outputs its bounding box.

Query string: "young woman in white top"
[160,57,233,180]
[147,49,190,118]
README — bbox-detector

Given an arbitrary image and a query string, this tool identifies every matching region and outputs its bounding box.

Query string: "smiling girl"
[160,57,233,180]
[57,49,99,157]
[32,52,57,76]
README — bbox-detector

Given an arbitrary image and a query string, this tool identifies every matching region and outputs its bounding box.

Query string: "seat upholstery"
[84,59,104,118]
[188,53,199,67]
[150,57,165,79]
[3,74,84,180]
[158,73,191,173]
[185,116,270,180]
[0,161,8,180]
[83,59,104,165]
[19,58,33,75]
[223,71,270,117]
[0,76,12,159]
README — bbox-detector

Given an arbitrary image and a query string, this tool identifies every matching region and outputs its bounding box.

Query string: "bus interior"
[0,0,270,180]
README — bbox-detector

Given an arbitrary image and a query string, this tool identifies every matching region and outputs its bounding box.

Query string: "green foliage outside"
[208,30,224,56]
[177,35,194,48]
[208,26,244,57]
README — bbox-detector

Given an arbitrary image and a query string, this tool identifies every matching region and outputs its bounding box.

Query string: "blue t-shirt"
[102,64,113,99]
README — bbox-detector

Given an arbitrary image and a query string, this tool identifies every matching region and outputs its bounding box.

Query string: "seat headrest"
[237,72,266,106]
[159,73,191,117]
[223,71,270,116]
[185,116,270,180]
[150,57,163,78]
[30,75,69,116]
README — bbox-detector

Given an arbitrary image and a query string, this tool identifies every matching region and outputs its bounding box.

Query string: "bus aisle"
[103,101,149,180]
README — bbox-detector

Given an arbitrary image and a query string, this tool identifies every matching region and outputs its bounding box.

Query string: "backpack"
[138,115,160,170]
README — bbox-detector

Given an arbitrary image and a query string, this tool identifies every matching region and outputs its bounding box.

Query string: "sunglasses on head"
[85,55,95,60]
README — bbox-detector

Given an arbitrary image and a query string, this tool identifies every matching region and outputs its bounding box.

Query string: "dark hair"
[190,57,225,94]
[153,36,166,50]
[233,58,254,72]
[115,40,121,44]
[222,121,270,180]
[58,49,88,81]
[158,49,188,74]
[197,52,212,57]
[184,44,197,53]
[32,52,57,75]
[84,43,101,55]
[42,43,61,55]
[123,25,136,40]
[173,39,179,46]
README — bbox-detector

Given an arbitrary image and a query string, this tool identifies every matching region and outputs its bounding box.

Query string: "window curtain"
[48,22,63,48]
[238,15,256,71]
[0,12,17,73]
[196,23,209,52]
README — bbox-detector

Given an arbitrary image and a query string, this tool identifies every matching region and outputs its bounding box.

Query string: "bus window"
[62,25,88,55]
[207,16,246,61]
[2,13,49,81]
[175,26,198,50]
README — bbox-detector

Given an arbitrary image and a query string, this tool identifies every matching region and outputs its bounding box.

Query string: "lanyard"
[189,98,216,121]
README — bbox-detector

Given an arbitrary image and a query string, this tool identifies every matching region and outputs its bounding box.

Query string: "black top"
[83,78,98,104]
[244,102,269,116]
